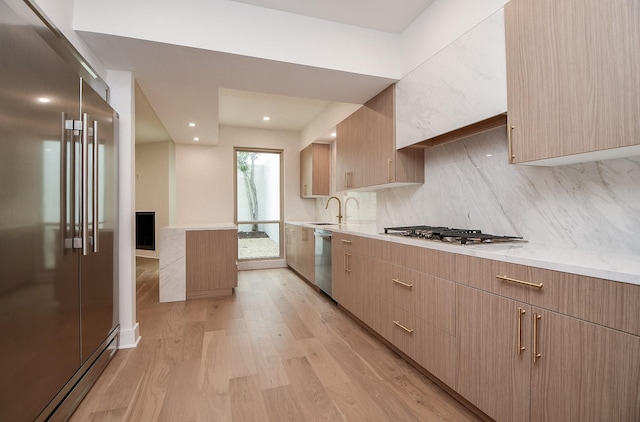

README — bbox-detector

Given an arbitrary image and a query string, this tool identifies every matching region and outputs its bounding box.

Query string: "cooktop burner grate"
[384,225,524,244]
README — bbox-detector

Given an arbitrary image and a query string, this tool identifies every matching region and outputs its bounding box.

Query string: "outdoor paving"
[238,237,280,260]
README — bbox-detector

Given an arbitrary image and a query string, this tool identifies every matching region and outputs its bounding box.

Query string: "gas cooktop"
[383,225,525,245]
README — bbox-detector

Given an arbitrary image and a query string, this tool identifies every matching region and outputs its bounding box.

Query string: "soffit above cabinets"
[228,0,437,33]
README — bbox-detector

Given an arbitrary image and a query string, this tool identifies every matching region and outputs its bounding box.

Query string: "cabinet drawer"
[455,255,640,336]
[387,242,456,280]
[387,242,423,272]
[540,273,640,336]
[381,263,455,336]
[368,296,420,355]
[373,297,456,387]
[389,306,420,359]
[332,233,362,254]
[332,234,387,261]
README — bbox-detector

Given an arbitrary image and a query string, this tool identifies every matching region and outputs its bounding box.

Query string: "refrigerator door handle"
[81,112,89,256]
[92,119,99,253]
[61,113,69,252]
[63,115,81,250]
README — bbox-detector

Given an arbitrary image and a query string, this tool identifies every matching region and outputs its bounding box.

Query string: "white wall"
[72,0,515,84]
[106,69,139,349]
[73,0,402,79]
[135,141,174,259]
[175,126,315,224]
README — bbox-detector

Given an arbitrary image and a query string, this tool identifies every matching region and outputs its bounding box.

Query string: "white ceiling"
[219,88,332,131]
[228,0,436,33]
[82,0,437,145]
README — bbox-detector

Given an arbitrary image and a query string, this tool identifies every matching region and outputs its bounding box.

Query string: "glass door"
[235,148,283,260]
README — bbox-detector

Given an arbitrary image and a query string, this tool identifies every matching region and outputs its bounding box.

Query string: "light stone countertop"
[287,221,640,286]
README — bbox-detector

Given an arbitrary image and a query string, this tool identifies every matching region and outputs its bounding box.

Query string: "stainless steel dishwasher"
[314,229,332,297]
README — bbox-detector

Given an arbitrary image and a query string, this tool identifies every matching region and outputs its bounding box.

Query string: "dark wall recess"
[136,211,155,250]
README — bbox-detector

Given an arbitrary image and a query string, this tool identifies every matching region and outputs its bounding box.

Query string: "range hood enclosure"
[395,9,506,149]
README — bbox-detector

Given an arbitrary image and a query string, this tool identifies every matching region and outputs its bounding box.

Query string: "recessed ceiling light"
[486,154,493,157]
[189,122,195,127]
[193,137,199,142]
[331,132,336,137]
[38,97,51,103]
[263,116,270,121]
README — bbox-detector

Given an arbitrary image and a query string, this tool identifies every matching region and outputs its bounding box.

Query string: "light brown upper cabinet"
[505,0,640,165]
[336,84,424,191]
[300,143,330,198]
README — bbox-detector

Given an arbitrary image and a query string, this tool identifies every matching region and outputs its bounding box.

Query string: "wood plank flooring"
[70,258,481,422]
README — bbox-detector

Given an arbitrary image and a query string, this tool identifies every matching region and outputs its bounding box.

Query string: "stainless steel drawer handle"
[341,239,353,245]
[393,320,414,334]
[496,275,543,289]
[392,278,413,289]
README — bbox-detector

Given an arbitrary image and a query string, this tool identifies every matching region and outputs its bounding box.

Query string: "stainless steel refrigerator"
[0,0,119,420]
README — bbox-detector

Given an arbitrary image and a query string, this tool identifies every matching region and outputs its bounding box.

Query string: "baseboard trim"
[118,322,140,349]
[238,259,287,271]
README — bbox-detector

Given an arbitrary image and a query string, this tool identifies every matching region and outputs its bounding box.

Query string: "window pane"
[236,151,280,221]
[237,223,280,259]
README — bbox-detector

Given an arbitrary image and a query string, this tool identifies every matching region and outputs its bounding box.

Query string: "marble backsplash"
[376,126,640,253]
[315,192,377,224]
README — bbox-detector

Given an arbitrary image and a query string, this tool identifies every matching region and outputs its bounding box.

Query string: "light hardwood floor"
[70,258,481,421]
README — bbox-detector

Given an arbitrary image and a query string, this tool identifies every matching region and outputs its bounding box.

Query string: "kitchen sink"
[310,222,335,226]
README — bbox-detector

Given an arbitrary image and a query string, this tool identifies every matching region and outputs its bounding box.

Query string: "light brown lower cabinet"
[370,295,456,388]
[332,244,371,321]
[530,308,640,422]
[185,229,238,299]
[285,224,298,272]
[456,285,640,422]
[334,237,458,389]
[285,224,315,283]
[456,286,531,422]
[324,234,640,421]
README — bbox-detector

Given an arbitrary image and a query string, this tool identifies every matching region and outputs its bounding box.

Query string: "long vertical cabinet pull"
[81,112,89,256]
[343,252,351,273]
[533,313,542,363]
[92,120,99,253]
[517,307,526,354]
[507,124,515,163]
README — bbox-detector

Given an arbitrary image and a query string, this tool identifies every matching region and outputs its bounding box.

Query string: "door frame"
[233,147,284,261]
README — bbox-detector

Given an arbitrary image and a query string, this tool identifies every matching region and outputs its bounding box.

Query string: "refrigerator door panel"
[0,2,82,420]
[79,80,117,363]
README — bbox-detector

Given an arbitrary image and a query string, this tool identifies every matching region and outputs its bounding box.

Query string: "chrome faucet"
[325,196,343,224]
